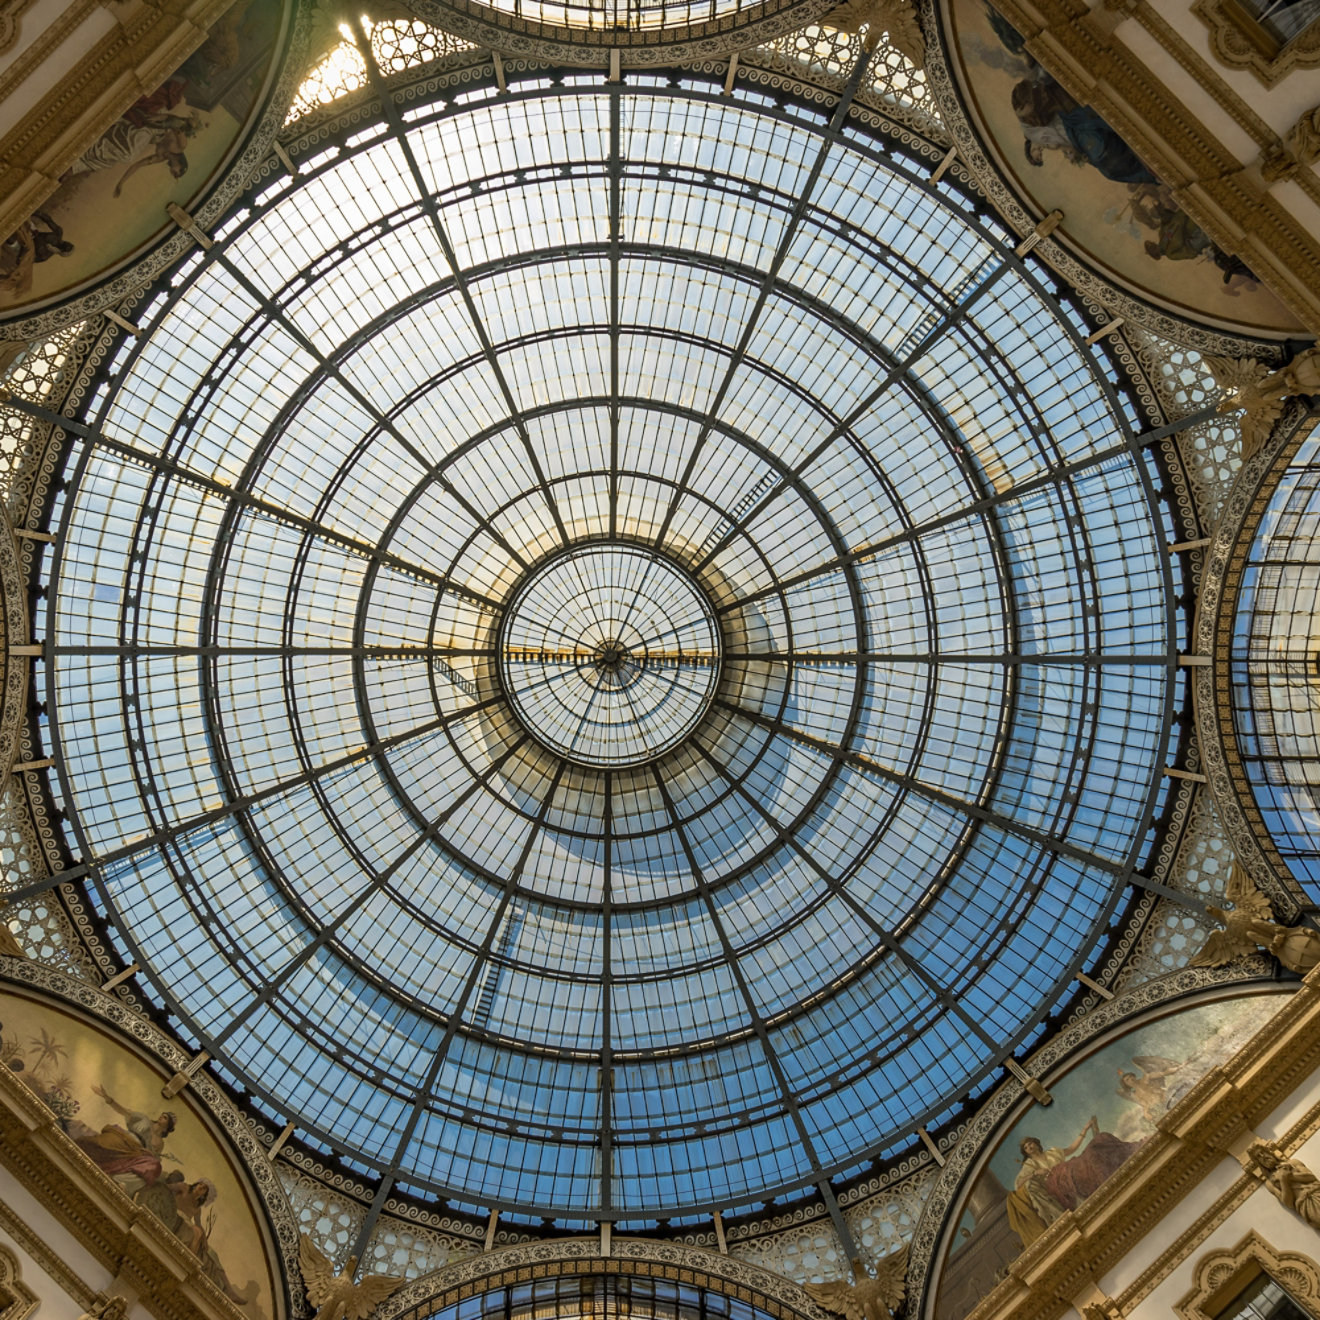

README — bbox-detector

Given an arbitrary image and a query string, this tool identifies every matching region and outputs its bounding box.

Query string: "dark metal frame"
[19,46,1197,1230]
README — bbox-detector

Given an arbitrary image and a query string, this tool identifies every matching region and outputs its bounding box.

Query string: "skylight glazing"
[1232,429,1320,897]
[43,68,1175,1219]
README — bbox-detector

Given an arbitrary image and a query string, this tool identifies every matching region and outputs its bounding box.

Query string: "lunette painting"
[933,990,1290,1320]
[945,0,1304,337]
[0,987,277,1320]
[0,0,283,317]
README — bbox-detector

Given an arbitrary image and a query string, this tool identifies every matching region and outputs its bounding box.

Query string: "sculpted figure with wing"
[1191,864,1320,976]
[298,1236,403,1320]
[805,1248,908,1320]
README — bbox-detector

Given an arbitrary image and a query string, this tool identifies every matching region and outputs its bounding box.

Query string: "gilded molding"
[0,1067,253,1320]
[916,976,1320,1320]
[0,1195,96,1310]
[1176,1232,1320,1319]
[979,0,1320,333]
[1261,106,1320,183]
[0,0,42,55]
[0,961,305,1320]
[0,0,310,342]
[0,0,236,243]
[1191,0,1320,86]
[0,1245,39,1320]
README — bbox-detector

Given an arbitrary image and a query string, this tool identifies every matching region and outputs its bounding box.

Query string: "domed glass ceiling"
[44,61,1175,1220]
[1232,430,1320,899]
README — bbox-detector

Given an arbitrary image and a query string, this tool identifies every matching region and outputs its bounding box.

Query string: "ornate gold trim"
[927,974,1320,1320]
[1176,1232,1320,1320]
[0,1194,96,1309]
[978,0,1320,333]
[1191,0,1320,86]
[0,1246,39,1320]
[0,0,42,56]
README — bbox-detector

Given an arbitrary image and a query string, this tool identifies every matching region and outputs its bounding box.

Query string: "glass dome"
[1232,430,1320,899]
[44,67,1175,1220]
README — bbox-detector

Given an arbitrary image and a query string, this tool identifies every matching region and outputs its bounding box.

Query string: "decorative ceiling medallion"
[402,0,840,65]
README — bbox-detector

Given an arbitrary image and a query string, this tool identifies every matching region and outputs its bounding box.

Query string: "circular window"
[499,544,721,768]
[45,75,1174,1218]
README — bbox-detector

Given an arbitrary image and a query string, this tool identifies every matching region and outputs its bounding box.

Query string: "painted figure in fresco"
[1006,1119,1144,1246]
[1114,1055,1184,1124]
[1010,72,1158,185]
[66,102,206,197]
[67,1084,177,1191]
[980,3,1260,289]
[0,211,74,297]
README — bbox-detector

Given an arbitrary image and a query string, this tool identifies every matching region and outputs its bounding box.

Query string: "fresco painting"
[947,0,1305,335]
[0,988,276,1320]
[0,0,282,314]
[934,991,1289,1320]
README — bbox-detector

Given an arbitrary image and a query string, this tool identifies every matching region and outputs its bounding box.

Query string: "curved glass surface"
[500,544,721,767]
[46,74,1173,1217]
[403,1271,776,1320]
[1232,429,1320,899]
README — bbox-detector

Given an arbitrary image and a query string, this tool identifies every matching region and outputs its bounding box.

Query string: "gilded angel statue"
[298,1236,404,1320]
[1191,863,1320,976]
[817,0,926,64]
[804,1248,908,1320]
[1205,346,1320,458]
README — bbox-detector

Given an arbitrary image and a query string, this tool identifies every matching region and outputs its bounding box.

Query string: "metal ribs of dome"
[41,54,1180,1222]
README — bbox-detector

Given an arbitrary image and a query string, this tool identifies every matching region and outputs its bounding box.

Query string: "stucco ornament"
[803,1248,908,1320]
[298,1236,402,1320]
[76,1296,129,1320]
[1191,864,1320,974]
[1246,1141,1320,1230]
[1205,346,1320,457]
[818,0,925,62]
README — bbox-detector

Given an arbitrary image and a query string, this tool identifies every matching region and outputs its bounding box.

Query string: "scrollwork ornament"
[0,0,312,347]
[402,0,839,67]
[1177,1231,1320,1320]
[375,1237,832,1320]
[905,972,1279,1320]
[0,959,306,1319]
[1191,397,1315,917]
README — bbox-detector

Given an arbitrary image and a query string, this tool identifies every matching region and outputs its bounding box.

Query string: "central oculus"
[498,543,722,768]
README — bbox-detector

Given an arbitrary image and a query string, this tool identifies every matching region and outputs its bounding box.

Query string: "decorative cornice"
[969,0,1320,335]
[1191,0,1320,86]
[0,0,309,342]
[0,1194,97,1309]
[376,1237,832,1320]
[916,972,1320,1320]
[0,959,305,1320]
[1176,1232,1320,1320]
[0,0,235,238]
[907,969,1273,1319]
[922,0,1290,350]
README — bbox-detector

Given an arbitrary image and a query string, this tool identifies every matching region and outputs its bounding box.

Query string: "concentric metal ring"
[499,544,721,768]
[43,72,1179,1218]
